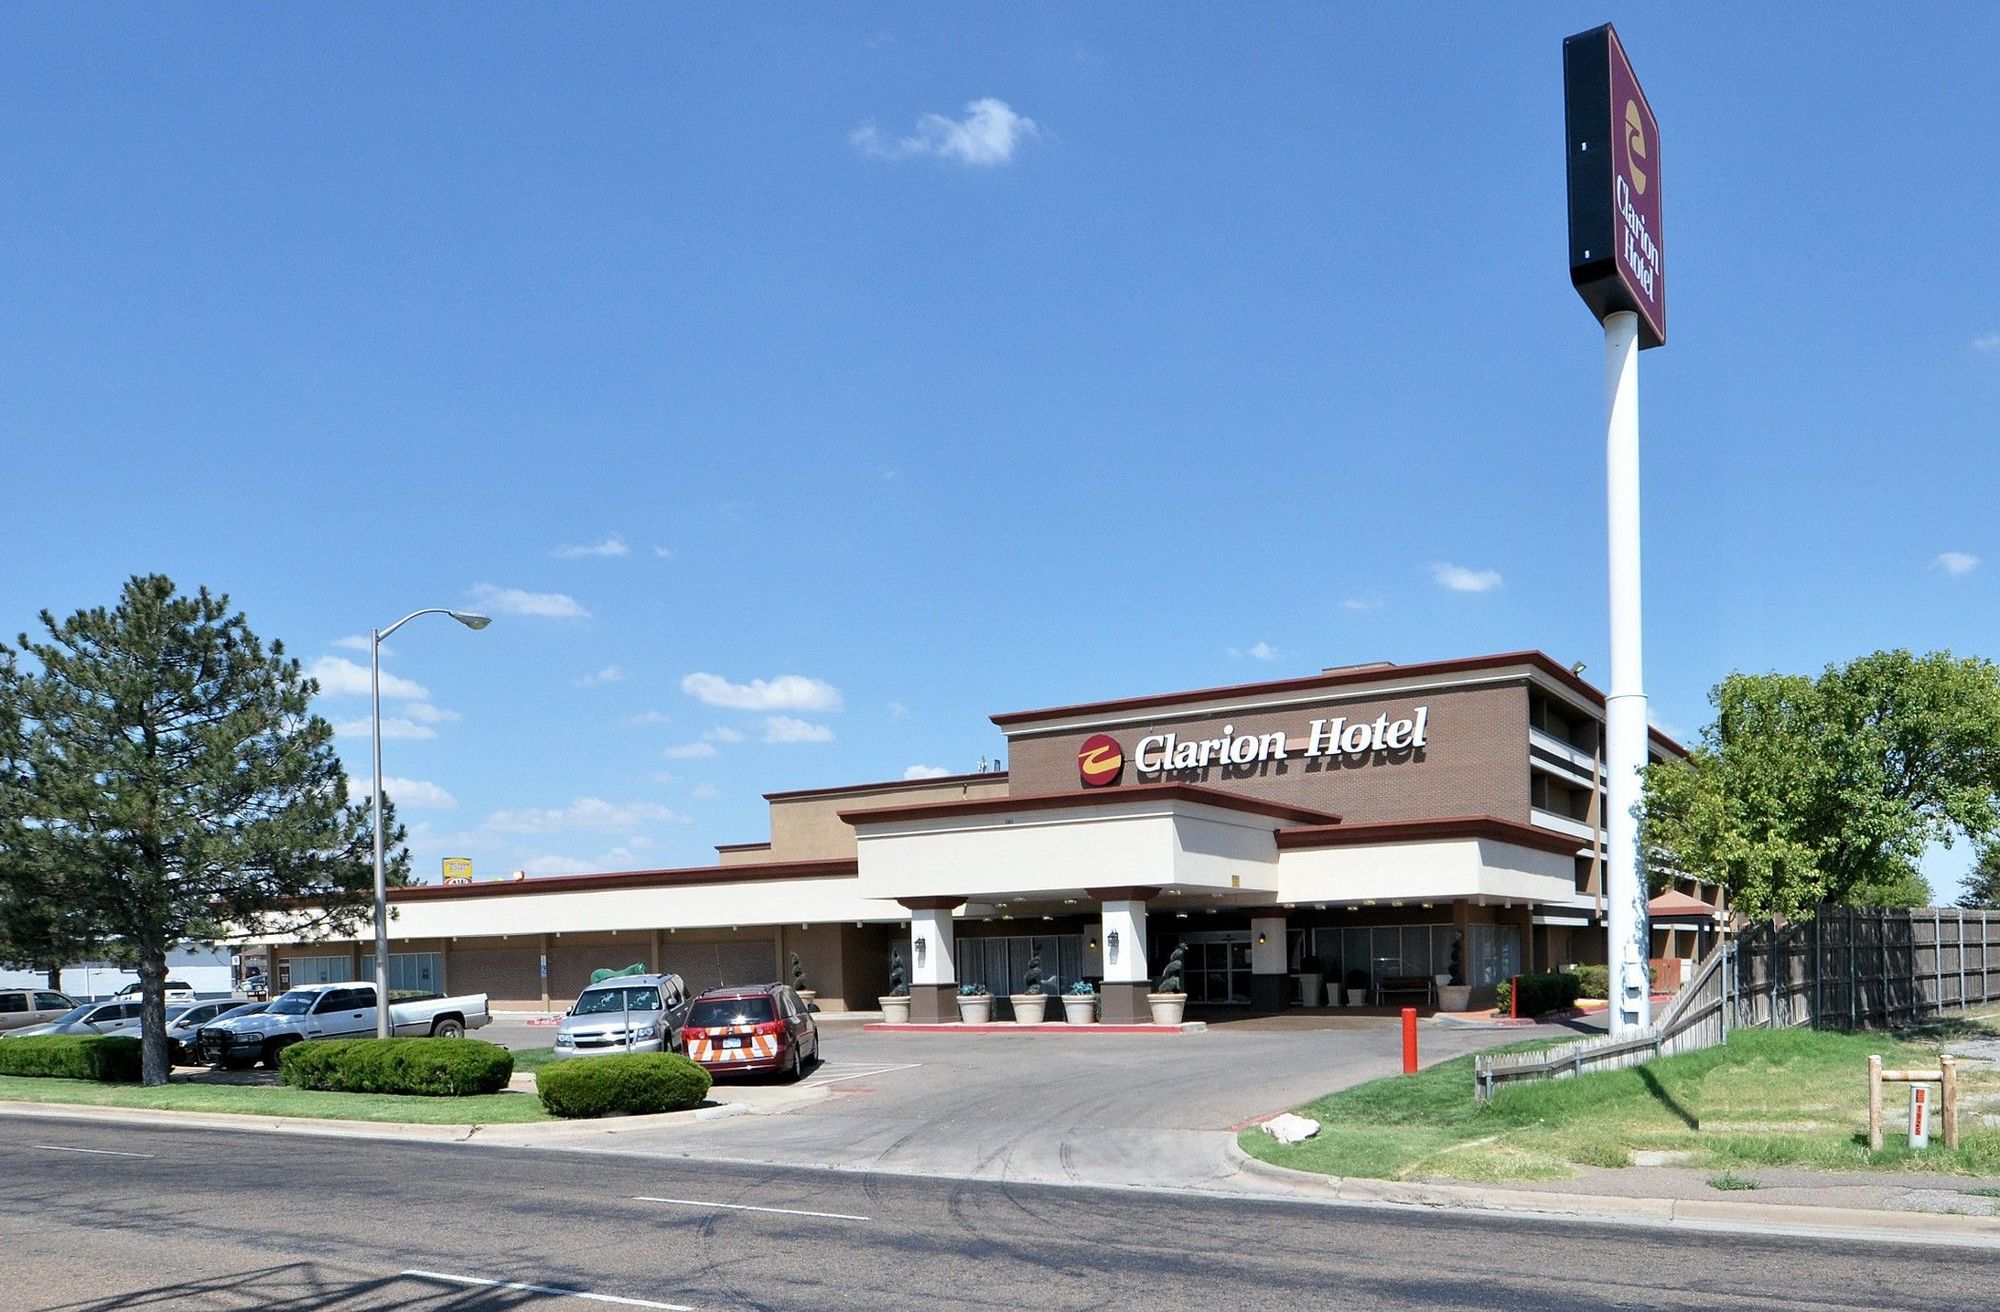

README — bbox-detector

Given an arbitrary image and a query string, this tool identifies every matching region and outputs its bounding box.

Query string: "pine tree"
[1958,842,2000,910]
[1,576,400,1084]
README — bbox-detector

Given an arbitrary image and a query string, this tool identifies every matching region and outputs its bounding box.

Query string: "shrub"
[278,1038,513,1096]
[1494,972,1586,1017]
[0,1035,142,1083]
[535,1053,712,1119]
[1570,964,1610,999]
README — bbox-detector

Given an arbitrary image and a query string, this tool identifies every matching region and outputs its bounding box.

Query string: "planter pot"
[1146,992,1187,1026]
[1296,973,1324,1008]
[1344,988,1367,1007]
[1010,993,1049,1025]
[955,994,994,1025]
[1061,995,1098,1024]
[797,989,818,1011]
[1438,984,1473,1012]
[878,995,911,1024]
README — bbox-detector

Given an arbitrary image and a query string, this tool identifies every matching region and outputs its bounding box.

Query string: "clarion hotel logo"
[1076,708,1431,786]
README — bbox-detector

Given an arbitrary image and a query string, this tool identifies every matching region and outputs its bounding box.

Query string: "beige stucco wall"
[765,775,1011,860]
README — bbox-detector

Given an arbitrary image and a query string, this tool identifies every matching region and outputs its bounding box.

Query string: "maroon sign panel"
[1564,24,1666,348]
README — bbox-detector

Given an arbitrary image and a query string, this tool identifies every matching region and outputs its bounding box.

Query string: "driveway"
[490,1014,1573,1191]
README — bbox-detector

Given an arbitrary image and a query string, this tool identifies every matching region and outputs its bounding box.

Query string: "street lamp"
[371,608,489,1038]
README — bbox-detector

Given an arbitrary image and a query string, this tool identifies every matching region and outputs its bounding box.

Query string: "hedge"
[536,1053,712,1119]
[1493,971,1585,1017]
[0,1035,142,1083]
[279,1038,514,1096]
[1571,964,1610,1000]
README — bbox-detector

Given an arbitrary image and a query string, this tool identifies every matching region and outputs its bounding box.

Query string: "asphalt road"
[2,1113,1990,1311]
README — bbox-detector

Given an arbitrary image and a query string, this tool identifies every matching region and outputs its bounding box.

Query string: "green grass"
[1708,1174,1759,1191]
[509,1046,559,1073]
[1241,1026,2000,1183]
[0,1074,549,1124]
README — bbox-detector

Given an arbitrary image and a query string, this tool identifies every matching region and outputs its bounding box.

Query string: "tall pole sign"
[1564,23,1664,1038]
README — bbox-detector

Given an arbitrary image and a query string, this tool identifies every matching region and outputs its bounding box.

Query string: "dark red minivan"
[680,983,820,1080]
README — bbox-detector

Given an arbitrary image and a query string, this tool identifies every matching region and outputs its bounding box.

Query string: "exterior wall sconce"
[1087,936,1098,950]
[1256,932,1267,945]
[1107,931,1120,965]
[914,937,927,968]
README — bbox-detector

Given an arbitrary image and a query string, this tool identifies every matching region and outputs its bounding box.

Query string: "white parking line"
[633,1195,870,1222]
[30,1144,155,1158]
[401,1270,695,1309]
[805,1061,922,1087]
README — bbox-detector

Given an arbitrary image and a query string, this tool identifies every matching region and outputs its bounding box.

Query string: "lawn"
[0,1075,550,1125]
[510,1046,559,1073]
[1240,1022,2000,1184]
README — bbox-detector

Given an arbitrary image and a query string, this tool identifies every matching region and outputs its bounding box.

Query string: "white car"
[114,981,198,1004]
[196,982,492,1068]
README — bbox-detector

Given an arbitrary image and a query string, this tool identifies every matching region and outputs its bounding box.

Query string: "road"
[2,1112,1989,1311]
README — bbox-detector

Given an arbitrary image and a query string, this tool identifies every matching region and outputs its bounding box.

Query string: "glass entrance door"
[1175,931,1251,1004]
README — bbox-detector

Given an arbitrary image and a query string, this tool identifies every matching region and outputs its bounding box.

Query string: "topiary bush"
[0,1035,142,1082]
[278,1038,514,1096]
[535,1053,712,1119]
[1571,964,1610,999]
[1495,971,1586,1017]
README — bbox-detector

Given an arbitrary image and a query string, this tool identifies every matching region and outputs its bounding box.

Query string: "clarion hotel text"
[1134,706,1430,773]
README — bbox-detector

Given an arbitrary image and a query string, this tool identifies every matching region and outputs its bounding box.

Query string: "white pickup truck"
[194,981,491,1069]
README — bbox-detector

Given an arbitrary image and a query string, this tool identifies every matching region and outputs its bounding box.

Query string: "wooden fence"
[1473,907,2000,1102]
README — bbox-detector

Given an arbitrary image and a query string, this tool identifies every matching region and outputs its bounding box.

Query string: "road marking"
[401,1270,695,1309]
[633,1195,870,1222]
[30,1144,154,1158]
[806,1061,921,1087]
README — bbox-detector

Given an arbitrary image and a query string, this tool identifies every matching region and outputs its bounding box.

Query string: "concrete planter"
[879,995,911,1024]
[956,993,994,1025]
[1146,992,1187,1026]
[1061,994,1098,1024]
[1344,988,1367,1007]
[1438,984,1473,1012]
[1296,973,1324,1008]
[1010,993,1049,1024]
[797,989,818,1011]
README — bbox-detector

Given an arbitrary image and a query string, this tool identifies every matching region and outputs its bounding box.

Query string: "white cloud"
[1430,562,1504,594]
[704,726,747,743]
[1972,332,2000,354]
[470,583,591,619]
[851,97,1039,168]
[1933,551,1980,577]
[554,536,629,559]
[681,672,844,712]
[888,701,909,719]
[356,777,459,810]
[903,765,951,780]
[577,665,625,687]
[691,783,722,800]
[662,741,718,760]
[627,709,673,726]
[1342,597,1384,612]
[483,797,689,835]
[334,717,436,742]
[400,702,462,725]
[308,656,429,702]
[519,854,584,877]
[332,634,383,654]
[764,715,835,743]
[653,546,674,559]
[1228,642,1279,661]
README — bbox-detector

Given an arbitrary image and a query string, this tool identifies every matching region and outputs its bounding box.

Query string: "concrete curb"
[0,1097,727,1143]
[862,1022,1206,1035]
[1222,1135,2000,1242]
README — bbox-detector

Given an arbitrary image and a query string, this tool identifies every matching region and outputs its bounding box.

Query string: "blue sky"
[4,8,1996,897]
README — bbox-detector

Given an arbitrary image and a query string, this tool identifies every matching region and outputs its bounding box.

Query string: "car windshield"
[687,997,774,1028]
[160,1003,195,1020]
[50,1006,94,1026]
[573,987,662,1016]
[212,1002,265,1022]
[266,990,319,1016]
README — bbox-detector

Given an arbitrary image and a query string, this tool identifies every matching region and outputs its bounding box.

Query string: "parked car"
[101,998,249,1063]
[114,981,198,1003]
[552,973,691,1061]
[680,983,819,1081]
[2,999,143,1039]
[239,972,269,1000]
[0,988,78,1035]
[196,981,491,1069]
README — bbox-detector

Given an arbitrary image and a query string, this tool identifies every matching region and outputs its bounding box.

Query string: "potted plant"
[1296,953,1324,1010]
[1147,943,1188,1026]
[1437,936,1472,1012]
[1061,978,1098,1024]
[1344,967,1370,1008]
[955,981,994,1024]
[788,951,817,1010]
[1010,942,1049,1024]
[879,945,911,1024]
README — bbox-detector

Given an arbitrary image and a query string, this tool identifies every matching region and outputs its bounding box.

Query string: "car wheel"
[785,1042,803,1083]
[261,1038,295,1070]
[431,1017,465,1038]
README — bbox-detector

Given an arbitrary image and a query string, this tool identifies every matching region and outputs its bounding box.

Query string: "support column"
[1250,914,1289,1011]
[1089,887,1161,1024]
[1603,308,1652,1036]
[539,933,551,1013]
[901,899,962,1023]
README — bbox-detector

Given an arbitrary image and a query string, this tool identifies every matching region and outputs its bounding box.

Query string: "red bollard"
[1509,974,1520,1020]
[1401,1006,1418,1075]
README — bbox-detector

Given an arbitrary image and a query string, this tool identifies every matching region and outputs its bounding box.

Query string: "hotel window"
[290,954,355,985]
[359,952,443,995]
[1466,924,1522,987]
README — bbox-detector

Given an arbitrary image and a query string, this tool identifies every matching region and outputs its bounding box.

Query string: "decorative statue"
[1156,943,1187,995]
[888,945,908,997]
[587,962,647,986]
[789,951,808,992]
[1023,942,1045,996]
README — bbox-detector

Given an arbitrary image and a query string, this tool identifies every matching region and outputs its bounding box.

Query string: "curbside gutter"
[1222,1136,2000,1246]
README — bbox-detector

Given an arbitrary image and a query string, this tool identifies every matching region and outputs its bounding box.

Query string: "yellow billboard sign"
[442,857,474,884]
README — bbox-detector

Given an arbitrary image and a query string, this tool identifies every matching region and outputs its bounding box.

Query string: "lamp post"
[371,608,490,1038]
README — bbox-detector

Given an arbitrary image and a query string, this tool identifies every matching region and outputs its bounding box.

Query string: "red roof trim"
[763,771,1009,803]
[840,783,1342,829]
[1276,815,1581,857]
[388,858,858,902]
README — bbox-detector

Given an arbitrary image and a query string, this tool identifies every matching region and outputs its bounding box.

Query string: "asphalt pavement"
[3,1112,1993,1311]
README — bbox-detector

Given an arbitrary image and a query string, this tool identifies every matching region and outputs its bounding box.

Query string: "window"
[36,993,70,1011]
[1467,924,1523,987]
[687,996,775,1028]
[291,955,355,985]
[574,986,662,1016]
[315,988,369,1014]
[0,994,26,1014]
[359,952,442,994]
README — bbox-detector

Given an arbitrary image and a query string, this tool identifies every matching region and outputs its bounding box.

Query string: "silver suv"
[553,973,691,1060]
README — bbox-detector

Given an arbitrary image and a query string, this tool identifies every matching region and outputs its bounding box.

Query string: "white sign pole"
[1910,1083,1931,1149]
[1603,308,1652,1037]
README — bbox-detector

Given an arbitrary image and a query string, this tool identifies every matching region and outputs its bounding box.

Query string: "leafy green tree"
[1957,842,2000,910]
[1641,650,2000,920]
[0,576,399,1084]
